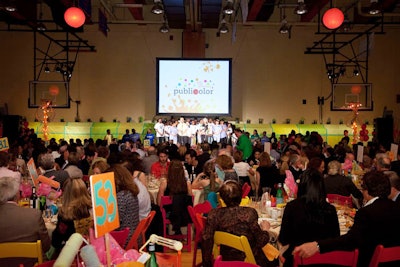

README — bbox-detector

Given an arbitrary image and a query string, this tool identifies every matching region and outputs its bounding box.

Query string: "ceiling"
[1,0,400,34]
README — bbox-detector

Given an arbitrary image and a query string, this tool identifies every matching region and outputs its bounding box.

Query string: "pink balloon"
[361,124,367,130]
[363,135,369,141]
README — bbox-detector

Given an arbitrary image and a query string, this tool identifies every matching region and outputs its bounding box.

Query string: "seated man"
[385,170,400,202]
[0,176,51,267]
[38,153,70,188]
[294,171,400,267]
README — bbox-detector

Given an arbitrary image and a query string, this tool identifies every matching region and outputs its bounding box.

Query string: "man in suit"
[386,170,400,203]
[0,176,51,267]
[293,171,400,267]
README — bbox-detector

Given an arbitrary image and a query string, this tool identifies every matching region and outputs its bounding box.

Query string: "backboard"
[331,83,373,111]
[29,81,70,108]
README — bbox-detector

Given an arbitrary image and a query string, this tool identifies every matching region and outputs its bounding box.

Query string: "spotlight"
[151,0,164,14]
[223,0,234,15]
[353,69,360,76]
[55,64,62,73]
[218,19,229,34]
[339,67,346,76]
[159,22,169,33]
[4,0,17,12]
[369,0,381,15]
[37,22,46,31]
[279,18,291,34]
[327,69,334,80]
[44,65,50,73]
[294,0,307,15]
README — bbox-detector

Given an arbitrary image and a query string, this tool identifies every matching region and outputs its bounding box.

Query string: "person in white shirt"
[164,120,171,143]
[206,118,214,144]
[177,117,189,145]
[169,121,178,144]
[154,118,165,144]
[189,120,198,147]
[212,119,222,143]
[220,120,228,145]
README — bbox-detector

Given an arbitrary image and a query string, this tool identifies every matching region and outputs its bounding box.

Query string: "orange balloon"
[322,8,344,30]
[351,85,362,94]
[64,7,85,28]
[49,85,60,96]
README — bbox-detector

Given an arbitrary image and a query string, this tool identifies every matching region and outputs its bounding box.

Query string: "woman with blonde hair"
[215,154,238,182]
[192,159,222,200]
[92,160,110,175]
[52,177,93,252]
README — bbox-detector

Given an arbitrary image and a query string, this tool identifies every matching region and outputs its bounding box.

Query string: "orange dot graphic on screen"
[193,89,198,95]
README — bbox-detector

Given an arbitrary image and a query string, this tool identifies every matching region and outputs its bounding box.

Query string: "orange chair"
[110,227,130,248]
[369,244,400,267]
[160,196,192,252]
[126,211,156,250]
[327,194,353,208]
[188,201,212,267]
[214,255,260,267]
[293,249,359,267]
[156,251,182,267]
[242,183,251,198]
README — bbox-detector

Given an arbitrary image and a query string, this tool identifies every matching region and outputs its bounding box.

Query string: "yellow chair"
[219,196,250,207]
[212,231,257,264]
[0,240,43,265]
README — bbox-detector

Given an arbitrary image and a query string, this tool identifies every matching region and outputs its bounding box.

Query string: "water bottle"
[276,183,283,205]
[146,242,158,267]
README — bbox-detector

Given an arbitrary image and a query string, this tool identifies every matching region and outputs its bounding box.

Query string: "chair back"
[156,251,181,267]
[293,249,359,267]
[242,183,251,198]
[207,192,219,208]
[193,200,212,214]
[126,211,156,250]
[110,227,130,248]
[0,240,43,265]
[369,245,400,267]
[213,231,256,264]
[327,194,353,208]
[214,255,260,267]
[160,196,192,252]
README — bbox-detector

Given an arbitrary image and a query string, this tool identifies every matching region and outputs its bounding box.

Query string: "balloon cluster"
[359,124,369,142]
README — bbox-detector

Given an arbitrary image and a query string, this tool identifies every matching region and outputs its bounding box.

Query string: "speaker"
[2,115,21,144]
[374,117,393,150]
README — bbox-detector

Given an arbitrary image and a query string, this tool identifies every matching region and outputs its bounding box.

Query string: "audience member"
[233,150,254,186]
[192,160,222,200]
[0,151,21,181]
[279,169,339,267]
[150,149,170,179]
[385,170,400,203]
[0,176,51,267]
[215,154,238,182]
[157,159,192,234]
[202,180,275,267]
[234,128,253,161]
[324,160,363,206]
[142,146,158,174]
[38,153,70,188]
[52,177,93,253]
[64,151,83,178]
[294,171,400,267]
[256,152,281,197]
[108,165,140,247]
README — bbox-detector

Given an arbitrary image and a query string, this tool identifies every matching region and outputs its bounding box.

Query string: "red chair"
[369,244,400,267]
[126,211,156,250]
[293,249,359,267]
[327,194,353,208]
[214,255,260,267]
[160,196,192,252]
[110,227,130,248]
[242,183,251,198]
[188,201,212,267]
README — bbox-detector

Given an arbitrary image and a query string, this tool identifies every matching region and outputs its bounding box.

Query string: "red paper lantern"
[363,135,369,142]
[322,8,344,30]
[351,85,362,95]
[49,85,60,96]
[64,7,85,28]
[361,123,367,130]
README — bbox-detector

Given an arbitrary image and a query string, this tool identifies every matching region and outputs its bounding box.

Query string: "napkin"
[262,243,280,261]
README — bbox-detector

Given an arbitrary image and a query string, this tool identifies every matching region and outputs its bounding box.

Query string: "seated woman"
[279,169,340,267]
[108,165,140,248]
[157,159,192,234]
[202,180,274,267]
[215,154,238,182]
[52,177,94,253]
[192,159,223,201]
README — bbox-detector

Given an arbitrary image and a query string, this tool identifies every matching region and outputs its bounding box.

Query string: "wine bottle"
[29,186,39,209]
[146,242,159,267]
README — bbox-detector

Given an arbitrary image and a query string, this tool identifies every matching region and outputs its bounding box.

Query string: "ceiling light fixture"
[279,18,291,34]
[353,69,360,76]
[218,19,229,34]
[44,65,50,73]
[369,0,381,15]
[159,16,169,33]
[151,0,164,15]
[223,0,234,15]
[294,0,307,15]
[36,1,46,31]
